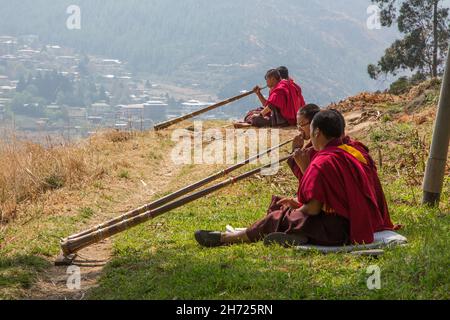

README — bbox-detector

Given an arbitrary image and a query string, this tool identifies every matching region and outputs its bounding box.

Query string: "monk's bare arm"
[253,85,267,106]
[257,92,267,106]
[300,199,322,216]
[260,105,272,116]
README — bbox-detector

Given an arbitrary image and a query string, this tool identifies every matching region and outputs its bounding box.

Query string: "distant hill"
[0,0,398,106]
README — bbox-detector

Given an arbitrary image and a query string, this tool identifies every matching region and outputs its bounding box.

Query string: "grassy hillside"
[0,81,449,299]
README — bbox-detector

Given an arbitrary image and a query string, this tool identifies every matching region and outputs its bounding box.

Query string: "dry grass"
[0,129,138,224]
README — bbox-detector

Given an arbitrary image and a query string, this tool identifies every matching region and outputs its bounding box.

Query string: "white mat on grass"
[295,230,408,254]
[225,226,407,254]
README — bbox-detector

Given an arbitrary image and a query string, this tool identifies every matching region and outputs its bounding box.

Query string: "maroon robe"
[241,79,306,127]
[287,141,317,204]
[291,79,306,111]
[247,140,346,245]
[288,136,392,227]
[246,138,394,245]
[246,195,350,246]
[299,139,394,244]
[342,137,393,230]
[267,79,304,125]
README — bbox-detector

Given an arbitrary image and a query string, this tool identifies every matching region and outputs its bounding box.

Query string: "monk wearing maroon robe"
[289,107,392,227]
[287,108,395,240]
[234,68,305,128]
[287,104,321,181]
[278,66,306,111]
[195,109,395,247]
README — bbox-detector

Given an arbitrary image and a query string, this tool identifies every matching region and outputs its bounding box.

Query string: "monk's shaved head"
[329,108,346,136]
[265,69,281,81]
[311,110,343,139]
[277,66,289,80]
[298,104,321,122]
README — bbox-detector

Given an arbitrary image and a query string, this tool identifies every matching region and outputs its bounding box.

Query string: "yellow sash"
[338,144,368,165]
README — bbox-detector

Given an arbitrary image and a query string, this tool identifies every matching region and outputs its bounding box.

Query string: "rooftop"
[122,104,144,110]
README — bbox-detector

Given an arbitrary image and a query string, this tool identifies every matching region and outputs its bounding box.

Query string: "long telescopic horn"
[60,155,291,256]
[153,86,267,131]
[66,139,292,241]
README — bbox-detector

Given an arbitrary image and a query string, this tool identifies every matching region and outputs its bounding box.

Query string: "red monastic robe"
[267,79,305,125]
[343,137,394,231]
[298,139,394,244]
[291,79,306,110]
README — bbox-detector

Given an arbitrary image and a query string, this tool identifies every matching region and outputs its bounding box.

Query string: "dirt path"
[22,126,299,300]
[25,144,181,300]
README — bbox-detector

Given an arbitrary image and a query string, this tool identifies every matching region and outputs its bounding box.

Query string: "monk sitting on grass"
[234,68,305,128]
[195,109,394,248]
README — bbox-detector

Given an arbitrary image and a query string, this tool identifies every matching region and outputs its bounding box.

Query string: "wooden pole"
[153,87,266,131]
[66,139,292,240]
[60,155,291,255]
[422,45,450,206]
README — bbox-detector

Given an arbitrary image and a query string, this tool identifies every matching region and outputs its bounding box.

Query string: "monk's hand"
[293,148,310,173]
[277,197,301,210]
[253,85,261,95]
[292,135,304,152]
[250,112,261,119]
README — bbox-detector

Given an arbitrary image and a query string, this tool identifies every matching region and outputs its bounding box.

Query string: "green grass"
[88,163,450,300]
[0,118,448,300]
[88,120,449,300]
[79,207,95,220]
[0,211,81,299]
[0,255,50,297]
[118,170,130,179]
[0,186,133,299]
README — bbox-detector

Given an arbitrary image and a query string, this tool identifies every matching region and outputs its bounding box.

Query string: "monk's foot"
[233,122,252,129]
[264,232,308,248]
[194,230,223,248]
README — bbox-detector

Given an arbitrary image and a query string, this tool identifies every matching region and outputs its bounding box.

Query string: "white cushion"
[224,225,408,254]
[295,231,408,254]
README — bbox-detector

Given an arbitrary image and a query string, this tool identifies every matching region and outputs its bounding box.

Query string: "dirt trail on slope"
[23,125,294,300]
[24,122,365,300]
[26,157,180,300]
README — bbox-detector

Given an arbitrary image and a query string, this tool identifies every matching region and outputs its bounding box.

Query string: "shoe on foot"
[194,230,223,247]
[264,232,308,247]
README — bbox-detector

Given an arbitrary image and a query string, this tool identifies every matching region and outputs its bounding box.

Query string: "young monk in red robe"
[278,66,306,109]
[330,109,393,228]
[195,110,395,247]
[288,106,392,223]
[287,104,321,181]
[283,107,395,240]
[234,68,305,128]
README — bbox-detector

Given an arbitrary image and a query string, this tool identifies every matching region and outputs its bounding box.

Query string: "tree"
[10,92,45,117]
[16,75,27,92]
[78,55,90,76]
[368,0,450,79]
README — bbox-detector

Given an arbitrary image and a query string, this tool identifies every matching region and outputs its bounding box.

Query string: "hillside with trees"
[0,0,399,105]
